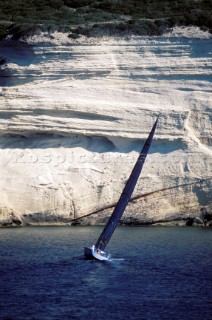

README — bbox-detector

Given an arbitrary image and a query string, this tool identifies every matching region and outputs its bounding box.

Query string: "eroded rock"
[0,28,211,226]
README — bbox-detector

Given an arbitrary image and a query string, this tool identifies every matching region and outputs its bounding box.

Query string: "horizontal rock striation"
[0,28,211,226]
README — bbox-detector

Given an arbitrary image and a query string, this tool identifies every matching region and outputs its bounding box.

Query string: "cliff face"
[0,27,211,226]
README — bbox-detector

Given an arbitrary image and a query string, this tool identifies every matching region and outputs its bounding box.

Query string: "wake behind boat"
[84,117,159,261]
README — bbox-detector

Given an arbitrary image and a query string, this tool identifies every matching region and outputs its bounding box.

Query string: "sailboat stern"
[84,245,111,261]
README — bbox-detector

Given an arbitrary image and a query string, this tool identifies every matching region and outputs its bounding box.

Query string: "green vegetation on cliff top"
[0,0,211,39]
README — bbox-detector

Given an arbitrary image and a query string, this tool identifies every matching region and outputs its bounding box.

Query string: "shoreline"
[1,217,211,228]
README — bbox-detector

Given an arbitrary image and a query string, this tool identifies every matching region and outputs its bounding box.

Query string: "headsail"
[95,117,159,251]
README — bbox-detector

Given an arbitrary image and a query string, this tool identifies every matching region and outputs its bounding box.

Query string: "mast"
[95,116,159,251]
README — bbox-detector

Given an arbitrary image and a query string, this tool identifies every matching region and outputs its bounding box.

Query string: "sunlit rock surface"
[0,27,211,226]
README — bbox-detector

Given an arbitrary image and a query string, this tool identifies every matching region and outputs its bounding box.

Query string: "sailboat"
[84,117,159,261]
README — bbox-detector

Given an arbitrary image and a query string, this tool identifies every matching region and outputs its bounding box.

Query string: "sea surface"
[0,226,211,320]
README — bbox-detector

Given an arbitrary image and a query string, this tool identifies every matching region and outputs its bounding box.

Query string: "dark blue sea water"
[0,226,211,320]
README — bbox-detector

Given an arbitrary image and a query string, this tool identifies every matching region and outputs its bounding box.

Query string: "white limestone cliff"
[0,27,211,226]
